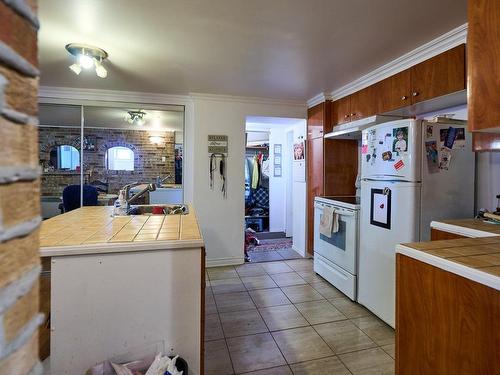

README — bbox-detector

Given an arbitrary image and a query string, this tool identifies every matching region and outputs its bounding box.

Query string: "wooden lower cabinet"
[396,254,499,374]
[307,137,324,255]
[430,228,466,241]
[39,258,51,361]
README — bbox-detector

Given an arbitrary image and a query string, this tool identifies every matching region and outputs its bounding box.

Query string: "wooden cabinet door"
[468,0,500,132]
[376,69,412,113]
[410,44,466,104]
[350,85,379,121]
[332,96,351,125]
[306,137,324,255]
[307,102,326,139]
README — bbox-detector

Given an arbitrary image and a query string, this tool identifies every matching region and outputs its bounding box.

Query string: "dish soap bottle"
[113,190,127,216]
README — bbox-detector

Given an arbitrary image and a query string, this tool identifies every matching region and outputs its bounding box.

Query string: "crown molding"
[305,23,467,105]
[189,92,306,107]
[330,23,467,100]
[38,86,193,106]
[307,92,333,108]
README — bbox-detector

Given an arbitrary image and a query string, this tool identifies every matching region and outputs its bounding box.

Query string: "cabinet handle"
[344,114,349,119]
[412,92,419,97]
[350,113,356,117]
[401,95,407,101]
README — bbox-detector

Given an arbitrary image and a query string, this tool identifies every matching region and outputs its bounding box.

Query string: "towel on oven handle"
[319,206,339,237]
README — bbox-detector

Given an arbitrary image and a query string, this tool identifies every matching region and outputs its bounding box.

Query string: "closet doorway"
[244,116,307,263]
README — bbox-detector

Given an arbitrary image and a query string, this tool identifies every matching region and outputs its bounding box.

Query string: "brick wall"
[0,0,43,374]
[38,126,176,195]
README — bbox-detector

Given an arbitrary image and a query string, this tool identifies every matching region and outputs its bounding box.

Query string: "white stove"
[313,196,360,300]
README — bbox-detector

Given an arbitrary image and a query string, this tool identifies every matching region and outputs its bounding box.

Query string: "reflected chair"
[61,184,98,213]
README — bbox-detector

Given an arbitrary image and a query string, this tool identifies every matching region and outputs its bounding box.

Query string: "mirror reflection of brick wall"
[38,126,176,195]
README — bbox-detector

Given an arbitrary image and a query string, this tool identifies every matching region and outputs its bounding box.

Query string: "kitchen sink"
[127,204,189,215]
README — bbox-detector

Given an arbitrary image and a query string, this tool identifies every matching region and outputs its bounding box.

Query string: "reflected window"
[49,145,80,170]
[106,146,135,171]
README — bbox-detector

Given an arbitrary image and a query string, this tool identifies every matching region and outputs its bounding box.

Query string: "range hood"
[324,115,403,140]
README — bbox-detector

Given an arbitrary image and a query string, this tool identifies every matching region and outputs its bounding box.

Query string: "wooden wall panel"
[396,254,499,374]
[307,137,324,255]
[468,0,500,132]
[324,139,358,197]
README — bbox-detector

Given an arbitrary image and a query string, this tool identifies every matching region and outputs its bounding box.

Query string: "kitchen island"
[395,236,500,374]
[430,217,500,239]
[40,206,205,375]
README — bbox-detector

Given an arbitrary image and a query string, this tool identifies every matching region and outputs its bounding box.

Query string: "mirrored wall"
[38,102,184,219]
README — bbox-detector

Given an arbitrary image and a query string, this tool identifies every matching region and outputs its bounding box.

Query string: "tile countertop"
[39,206,203,257]
[431,218,500,237]
[397,236,500,291]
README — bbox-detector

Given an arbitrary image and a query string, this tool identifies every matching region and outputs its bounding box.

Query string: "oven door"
[313,201,358,275]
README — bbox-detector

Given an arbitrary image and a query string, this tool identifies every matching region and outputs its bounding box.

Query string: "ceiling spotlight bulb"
[78,54,94,69]
[94,60,108,78]
[69,63,82,75]
[66,43,109,78]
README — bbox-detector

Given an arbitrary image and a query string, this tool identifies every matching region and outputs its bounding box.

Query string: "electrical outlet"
[162,156,166,162]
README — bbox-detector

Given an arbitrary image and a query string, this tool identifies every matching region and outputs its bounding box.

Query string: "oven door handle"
[314,204,355,216]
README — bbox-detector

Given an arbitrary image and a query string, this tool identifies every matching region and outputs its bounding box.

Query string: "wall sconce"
[126,110,146,126]
[149,136,164,145]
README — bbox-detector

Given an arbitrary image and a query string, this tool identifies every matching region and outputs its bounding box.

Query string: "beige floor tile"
[241,366,292,375]
[261,261,294,274]
[211,278,246,294]
[220,309,268,337]
[314,320,377,354]
[214,291,256,313]
[241,275,278,290]
[381,344,395,359]
[208,266,239,280]
[285,259,314,272]
[259,304,309,331]
[329,297,372,319]
[289,356,350,375]
[272,326,334,364]
[270,272,307,287]
[310,281,345,299]
[339,347,395,375]
[205,313,224,341]
[205,292,218,315]
[350,316,395,346]
[249,288,291,308]
[281,284,325,303]
[204,339,234,375]
[294,300,346,325]
[227,333,286,374]
[296,270,326,284]
[235,263,268,277]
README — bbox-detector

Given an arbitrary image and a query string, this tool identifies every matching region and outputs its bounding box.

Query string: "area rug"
[250,237,293,252]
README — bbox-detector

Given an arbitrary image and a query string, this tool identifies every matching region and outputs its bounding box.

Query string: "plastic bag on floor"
[145,354,183,375]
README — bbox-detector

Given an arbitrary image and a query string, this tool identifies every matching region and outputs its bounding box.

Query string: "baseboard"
[206,257,245,268]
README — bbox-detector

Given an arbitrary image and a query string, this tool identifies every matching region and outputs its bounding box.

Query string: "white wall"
[291,124,307,256]
[191,96,306,266]
[418,105,500,213]
[269,127,286,232]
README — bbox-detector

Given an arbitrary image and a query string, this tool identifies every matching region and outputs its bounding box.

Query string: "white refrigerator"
[358,118,474,327]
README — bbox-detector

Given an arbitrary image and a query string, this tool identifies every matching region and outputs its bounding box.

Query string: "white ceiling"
[39,0,466,101]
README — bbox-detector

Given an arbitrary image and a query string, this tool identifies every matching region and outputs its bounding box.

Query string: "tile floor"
[248,248,304,263]
[205,259,395,374]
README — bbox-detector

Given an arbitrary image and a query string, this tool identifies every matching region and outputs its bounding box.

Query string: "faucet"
[120,182,157,210]
[156,174,172,185]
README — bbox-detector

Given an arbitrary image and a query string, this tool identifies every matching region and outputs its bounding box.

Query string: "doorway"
[244,116,307,262]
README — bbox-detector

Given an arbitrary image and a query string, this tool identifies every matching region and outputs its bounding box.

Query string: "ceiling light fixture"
[66,43,108,78]
[126,110,146,126]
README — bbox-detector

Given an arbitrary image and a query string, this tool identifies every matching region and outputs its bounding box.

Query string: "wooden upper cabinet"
[350,85,379,121]
[376,69,412,113]
[410,44,466,104]
[307,102,326,139]
[468,0,500,132]
[332,96,351,125]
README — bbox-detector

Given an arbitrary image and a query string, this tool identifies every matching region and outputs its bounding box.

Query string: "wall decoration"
[293,140,305,160]
[273,143,282,177]
[208,135,228,155]
[293,137,306,182]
